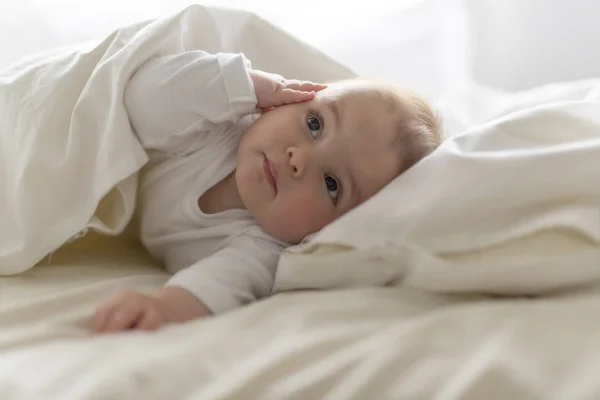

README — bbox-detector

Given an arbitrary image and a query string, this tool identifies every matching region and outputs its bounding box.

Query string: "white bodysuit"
[124,51,286,314]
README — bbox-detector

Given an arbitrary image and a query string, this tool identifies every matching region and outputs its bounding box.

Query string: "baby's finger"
[136,308,163,331]
[93,292,134,333]
[103,304,143,333]
[285,80,327,93]
[92,303,114,333]
[280,89,315,104]
[135,312,163,331]
[260,106,275,113]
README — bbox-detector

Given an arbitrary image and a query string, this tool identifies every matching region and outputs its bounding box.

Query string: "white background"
[1,0,599,95]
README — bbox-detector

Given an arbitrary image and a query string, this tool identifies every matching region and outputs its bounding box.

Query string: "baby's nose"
[286,146,307,178]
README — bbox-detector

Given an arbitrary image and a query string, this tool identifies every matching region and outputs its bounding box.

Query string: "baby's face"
[236,83,401,244]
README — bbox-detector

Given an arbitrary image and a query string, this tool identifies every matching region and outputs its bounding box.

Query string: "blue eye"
[306,115,321,138]
[325,175,340,204]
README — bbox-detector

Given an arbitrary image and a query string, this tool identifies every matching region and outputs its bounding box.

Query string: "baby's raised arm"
[124,51,258,153]
[124,51,325,154]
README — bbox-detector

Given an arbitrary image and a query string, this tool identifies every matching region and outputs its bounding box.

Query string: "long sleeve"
[124,51,258,153]
[165,234,283,314]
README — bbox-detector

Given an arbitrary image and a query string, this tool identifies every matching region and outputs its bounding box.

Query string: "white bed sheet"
[2,231,600,399]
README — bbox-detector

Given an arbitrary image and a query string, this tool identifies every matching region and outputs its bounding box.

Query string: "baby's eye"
[306,114,322,138]
[324,175,340,204]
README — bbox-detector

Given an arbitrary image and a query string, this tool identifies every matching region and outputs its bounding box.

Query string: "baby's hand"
[249,69,327,110]
[92,290,170,333]
[92,286,211,334]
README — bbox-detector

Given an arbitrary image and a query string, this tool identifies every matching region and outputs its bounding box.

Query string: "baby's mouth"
[263,155,278,192]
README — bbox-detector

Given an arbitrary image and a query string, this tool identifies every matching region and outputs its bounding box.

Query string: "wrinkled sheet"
[2,231,600,399]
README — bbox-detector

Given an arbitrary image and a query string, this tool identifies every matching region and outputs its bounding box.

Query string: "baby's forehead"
[319,80,386,100]
[318,81,399,114]
[317,82,400,135]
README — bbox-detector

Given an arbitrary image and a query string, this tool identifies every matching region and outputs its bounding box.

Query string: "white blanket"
[275,79,600,296]
[0,4,355,275]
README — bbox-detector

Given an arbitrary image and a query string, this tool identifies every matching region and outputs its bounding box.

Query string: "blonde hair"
[389,86,443,174]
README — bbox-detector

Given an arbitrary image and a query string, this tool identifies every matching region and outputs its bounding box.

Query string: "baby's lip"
[263,155,278,192]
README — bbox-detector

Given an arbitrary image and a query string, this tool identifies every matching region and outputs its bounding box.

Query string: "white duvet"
[2,3,600,400]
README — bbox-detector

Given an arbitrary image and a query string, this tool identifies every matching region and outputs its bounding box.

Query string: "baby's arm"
[125,52,326,153]
[124,51,258,152]
[164,235,279,314]
[93,235,280,333]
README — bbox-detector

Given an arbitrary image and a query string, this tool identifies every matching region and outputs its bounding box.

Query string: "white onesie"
[124,50,287,314]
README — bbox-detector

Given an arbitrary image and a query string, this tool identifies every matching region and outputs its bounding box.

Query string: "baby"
[92,51,442,333]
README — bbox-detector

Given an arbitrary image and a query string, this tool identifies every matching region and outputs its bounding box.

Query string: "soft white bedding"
[2,4,600,400]
[3,232,600,399]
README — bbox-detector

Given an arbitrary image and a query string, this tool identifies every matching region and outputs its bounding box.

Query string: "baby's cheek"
[281,191,333,234]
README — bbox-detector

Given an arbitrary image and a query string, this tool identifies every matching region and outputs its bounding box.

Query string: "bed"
[2,3,600,400]
[3,231,600,399]
[3,226,600,398]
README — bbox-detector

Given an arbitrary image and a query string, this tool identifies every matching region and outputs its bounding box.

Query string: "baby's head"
[236,79,442,244]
